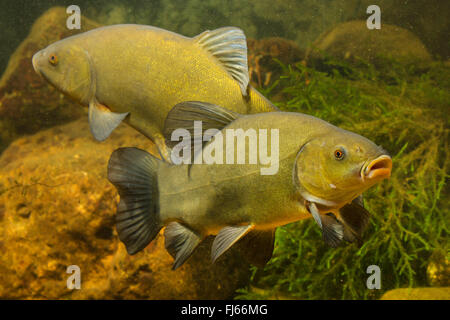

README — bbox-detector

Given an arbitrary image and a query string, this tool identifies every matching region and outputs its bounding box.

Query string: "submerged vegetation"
[237,58,449,299]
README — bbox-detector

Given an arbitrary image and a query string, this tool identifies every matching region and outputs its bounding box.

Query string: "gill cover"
[293,140,338,207]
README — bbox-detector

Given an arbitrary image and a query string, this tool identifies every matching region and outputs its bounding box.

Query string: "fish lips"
[361,155,392,182]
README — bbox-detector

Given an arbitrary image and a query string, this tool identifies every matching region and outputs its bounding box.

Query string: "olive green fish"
[107,101,392,269]
[31,24,276,159]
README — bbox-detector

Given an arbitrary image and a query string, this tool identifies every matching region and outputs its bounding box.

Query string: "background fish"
[107,101,392,270]
[31,24,277,159]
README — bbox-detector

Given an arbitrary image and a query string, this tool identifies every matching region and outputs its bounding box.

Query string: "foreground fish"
[107,102,392,269]
[31,24,276,159]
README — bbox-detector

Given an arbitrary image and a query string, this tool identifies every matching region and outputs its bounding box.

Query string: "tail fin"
[107,147,162,255]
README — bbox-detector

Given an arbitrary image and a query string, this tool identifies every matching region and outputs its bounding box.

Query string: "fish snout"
[32,50,44,75]
[363,155,392,181]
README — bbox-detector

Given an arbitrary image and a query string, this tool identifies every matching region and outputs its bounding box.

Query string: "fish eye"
[334,148,346,160]
[48,54,58,66]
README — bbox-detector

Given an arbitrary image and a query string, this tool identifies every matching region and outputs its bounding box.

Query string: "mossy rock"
[247,37,304,89]
[0,119,251,299]
[0,7,101,154]
[380,287,450,300]
[307,20,432,65]
[427,249,450,287]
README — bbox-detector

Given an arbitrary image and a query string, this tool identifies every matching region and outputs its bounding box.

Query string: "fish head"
[32,39,94,105]
[294,129,392,208]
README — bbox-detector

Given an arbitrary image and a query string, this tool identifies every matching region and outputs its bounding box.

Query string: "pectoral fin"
[308,202,323,228]
[212,224,253,263]
[339,196,371,243]
[321,214,344,248]
[88,101,129,141]
[194,27,249,96]
[238,229,275,267]
[308,202,344,247]
[164,222,203,270]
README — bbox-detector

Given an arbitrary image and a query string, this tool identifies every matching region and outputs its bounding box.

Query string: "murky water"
[0,0,448,300]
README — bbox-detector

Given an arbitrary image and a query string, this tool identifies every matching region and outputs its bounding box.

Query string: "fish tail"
[107,147,162,255]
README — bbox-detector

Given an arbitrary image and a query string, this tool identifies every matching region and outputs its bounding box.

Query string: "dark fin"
[321,214,344,248]
[88,101,129,141]
[353,195,364,207]
[343,224,357,243]
[163,101,240,162]
[339,197,371,241]
[307,203,343,247]
[164,222,203,270]
[107,147,162,255]
[238,229,275,267]
[211,225,254,263]
[194,27,249,96]
[164,101,240,148]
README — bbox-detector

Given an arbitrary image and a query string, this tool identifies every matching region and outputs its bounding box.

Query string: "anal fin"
[89,101,129,141]
[212,224,253,263]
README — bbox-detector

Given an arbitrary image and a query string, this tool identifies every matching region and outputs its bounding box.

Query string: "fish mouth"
[361,155,392,181]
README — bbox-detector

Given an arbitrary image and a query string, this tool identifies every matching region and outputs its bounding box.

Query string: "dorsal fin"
[194,27,249,96]
[163,101,240,163]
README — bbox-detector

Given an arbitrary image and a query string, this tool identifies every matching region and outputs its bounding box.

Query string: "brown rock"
[427,249,450,287]
[247,37,304,89]
[0,119,251,299]
[307,20,433,65]
[0,7,101,153]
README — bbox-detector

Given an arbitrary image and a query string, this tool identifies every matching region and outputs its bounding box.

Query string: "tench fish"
[31,24,277,159]
[107,101,392,270]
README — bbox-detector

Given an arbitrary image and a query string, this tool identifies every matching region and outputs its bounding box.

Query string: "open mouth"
[362,155,392,181]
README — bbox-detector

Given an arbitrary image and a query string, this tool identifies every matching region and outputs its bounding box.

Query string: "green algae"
[237,58,449,300]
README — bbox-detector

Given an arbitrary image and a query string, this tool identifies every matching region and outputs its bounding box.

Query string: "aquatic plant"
[237,58,449,299]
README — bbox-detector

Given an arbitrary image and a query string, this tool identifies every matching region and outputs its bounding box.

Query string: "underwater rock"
[427,250,450,287]
[380,287,450,300]
[306,20,432,65]
[0,119,250,299]
[247,37,304,89]
[0,7,101,154]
